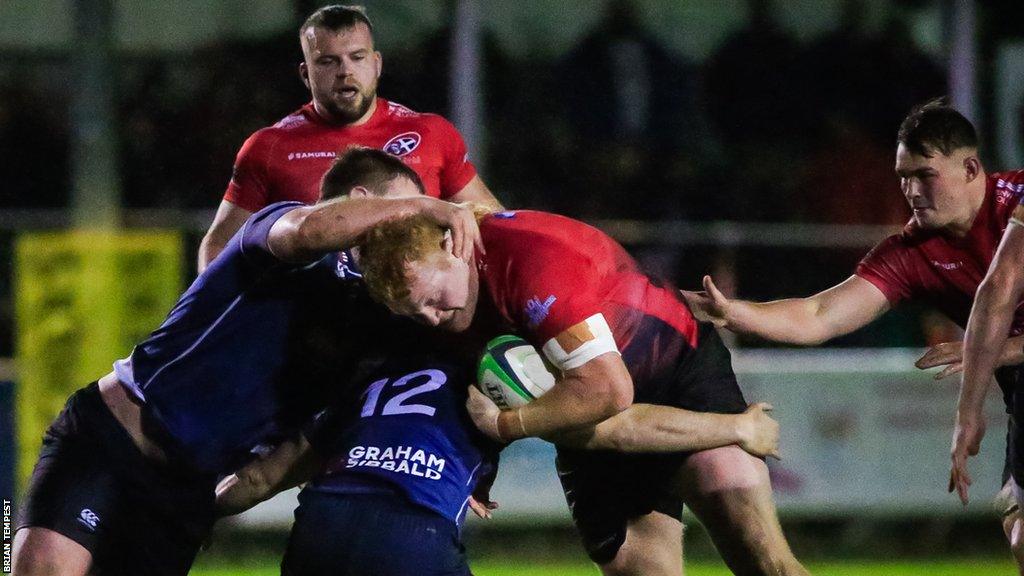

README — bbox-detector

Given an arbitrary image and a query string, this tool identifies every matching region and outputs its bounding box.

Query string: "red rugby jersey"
[475,210,701,391]
[223,99,477,212]
[856,170,1024,334]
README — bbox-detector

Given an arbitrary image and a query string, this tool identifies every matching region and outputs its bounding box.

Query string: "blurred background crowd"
[3,0,1024,356]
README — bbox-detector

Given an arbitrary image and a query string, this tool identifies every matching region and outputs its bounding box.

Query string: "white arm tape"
[542,313,620,371]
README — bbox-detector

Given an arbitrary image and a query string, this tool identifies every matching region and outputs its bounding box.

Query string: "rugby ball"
[477,335,557,409]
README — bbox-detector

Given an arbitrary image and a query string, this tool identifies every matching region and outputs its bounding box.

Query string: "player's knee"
[686,445,767,495]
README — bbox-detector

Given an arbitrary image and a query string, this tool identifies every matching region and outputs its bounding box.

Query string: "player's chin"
[442,311,472,333]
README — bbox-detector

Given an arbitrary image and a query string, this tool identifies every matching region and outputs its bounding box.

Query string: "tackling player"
[216,347,782,576]
[358,210,808,575]
[681,98,1024,568]
[198,4,501,271]
[12,148,480,576]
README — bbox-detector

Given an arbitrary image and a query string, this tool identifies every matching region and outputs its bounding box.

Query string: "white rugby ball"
[476,335,557,409]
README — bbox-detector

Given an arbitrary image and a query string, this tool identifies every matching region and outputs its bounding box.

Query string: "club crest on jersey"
[383,132,421,157]
[525,295,557,327]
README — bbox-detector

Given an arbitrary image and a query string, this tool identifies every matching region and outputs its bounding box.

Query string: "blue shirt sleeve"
[236,201,306,268]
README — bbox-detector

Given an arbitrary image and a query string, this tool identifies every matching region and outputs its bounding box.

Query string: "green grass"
[191,559,1017,575]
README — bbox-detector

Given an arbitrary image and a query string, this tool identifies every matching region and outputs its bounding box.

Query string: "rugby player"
[216,346,782,576]
[199,4,500,271]
[949,185,1024,567]
[357,211,808,575]
[682,98,1024,568]
[12,148,480,576]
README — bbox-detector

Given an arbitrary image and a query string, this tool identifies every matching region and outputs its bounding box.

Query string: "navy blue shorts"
[282,489,471,576]
[15,382,217,575]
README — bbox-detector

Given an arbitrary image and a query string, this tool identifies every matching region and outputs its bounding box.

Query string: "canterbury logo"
[77,508,100,531]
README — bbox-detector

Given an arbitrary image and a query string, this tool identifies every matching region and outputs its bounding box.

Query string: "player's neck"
[944,174,989,238]
[347,96,379,127]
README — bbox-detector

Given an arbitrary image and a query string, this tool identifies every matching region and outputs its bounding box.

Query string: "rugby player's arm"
[215,434,322,517]
[959,216,1024,419]
[693,275,890,345]
[551,402,779,458]
[494,351,633,441]
[448,175,504,210]
[198,200,253,272]
[267,195,481,263]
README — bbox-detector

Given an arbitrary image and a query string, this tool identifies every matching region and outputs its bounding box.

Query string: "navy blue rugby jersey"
[305,352,499,527]
[112,201,400,474]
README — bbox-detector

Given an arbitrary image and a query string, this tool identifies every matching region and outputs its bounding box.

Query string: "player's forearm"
[197,233,227,273]
[960,276,1021,414]
[215,436,318,516]
[297,197,431,253]
[561,404,745,453]
[728,299,833,345]
[497,373,631,440]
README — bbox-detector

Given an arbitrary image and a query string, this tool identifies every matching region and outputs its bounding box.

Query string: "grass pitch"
[192,558,1016,575]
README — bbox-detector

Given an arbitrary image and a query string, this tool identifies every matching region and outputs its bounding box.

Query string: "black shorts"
[281,489,471,576]
[15,382,218,576]
[998,365,1024,490]
[557,322,747,564]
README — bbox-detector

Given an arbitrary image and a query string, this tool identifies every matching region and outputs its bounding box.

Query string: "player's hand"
[467,385,503,442]
[736,402,780,459]
[915,341,963,380]
[949,410,986,506]
[468,495,499,519]
[681,275,731,327]
[418,198,483,262]
[469,452,501,519]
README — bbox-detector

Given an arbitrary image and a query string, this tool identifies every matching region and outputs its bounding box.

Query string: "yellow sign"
[15,230,182,487]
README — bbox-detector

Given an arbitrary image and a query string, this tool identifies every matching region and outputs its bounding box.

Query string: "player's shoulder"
[381,99,458,131]
[245,106,314,141]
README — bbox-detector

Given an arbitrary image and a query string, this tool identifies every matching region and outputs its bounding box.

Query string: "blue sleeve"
[236,201,306,269]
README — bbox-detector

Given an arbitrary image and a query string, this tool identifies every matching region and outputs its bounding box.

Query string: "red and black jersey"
[475,210,701,394]
[856,170,1024,334]
[224,99,477,212]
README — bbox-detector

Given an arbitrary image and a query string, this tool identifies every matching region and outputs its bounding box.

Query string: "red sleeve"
[434,117,478,199]
[223,130,272,213]
[498,236,603,344]
[854,235,914,305]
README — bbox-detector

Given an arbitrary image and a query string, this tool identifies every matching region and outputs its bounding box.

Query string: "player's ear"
[963,155,981,184]
[349,186,370,198]
[374,51,382,79]
[299,62,310,89]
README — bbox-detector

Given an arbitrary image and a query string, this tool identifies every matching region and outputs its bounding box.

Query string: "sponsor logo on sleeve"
[383,132,422,157]
[525,295,557,328]
[996,179,1024,205]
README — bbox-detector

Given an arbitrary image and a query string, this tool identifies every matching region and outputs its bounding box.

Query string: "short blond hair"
[360,214,447,307]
